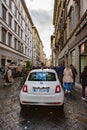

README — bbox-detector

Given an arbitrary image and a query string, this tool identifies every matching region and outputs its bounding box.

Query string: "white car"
[20,68,64,109]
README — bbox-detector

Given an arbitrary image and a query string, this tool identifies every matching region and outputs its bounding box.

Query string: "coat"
[80,71,87,86]
[63,68,73,83]
[7,69,14,82]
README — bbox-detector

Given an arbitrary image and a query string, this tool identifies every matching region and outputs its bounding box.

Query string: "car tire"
[20,103,26,109]
[59,103,64,110]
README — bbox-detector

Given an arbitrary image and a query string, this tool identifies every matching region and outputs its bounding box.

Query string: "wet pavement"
[0,78,87,130]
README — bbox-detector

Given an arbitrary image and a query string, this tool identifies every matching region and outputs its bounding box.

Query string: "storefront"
[80,42,87,73]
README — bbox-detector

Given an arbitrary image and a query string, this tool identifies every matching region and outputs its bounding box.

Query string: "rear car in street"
[20,68,64,109]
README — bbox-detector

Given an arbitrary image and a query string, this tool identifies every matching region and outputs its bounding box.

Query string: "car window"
[28,72,56,81]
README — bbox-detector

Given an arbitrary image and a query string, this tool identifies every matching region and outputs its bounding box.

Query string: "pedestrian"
[63,64,73,94]
[80,66,87,100]
[3,65,14,85]
[0,67,3,79]
[56,64,65,86]
[70,64,77,88]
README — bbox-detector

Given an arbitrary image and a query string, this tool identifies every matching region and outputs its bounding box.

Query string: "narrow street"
[0,78,87,130]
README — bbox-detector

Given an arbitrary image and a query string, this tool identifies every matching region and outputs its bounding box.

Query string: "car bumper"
[20,92,64,106]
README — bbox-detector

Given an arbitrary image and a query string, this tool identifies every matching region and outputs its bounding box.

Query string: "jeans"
[63,82,72,91]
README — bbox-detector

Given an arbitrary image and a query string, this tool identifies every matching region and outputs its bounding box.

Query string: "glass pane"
[28,72,56,81]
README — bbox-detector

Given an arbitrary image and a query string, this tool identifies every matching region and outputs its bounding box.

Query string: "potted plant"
[26,60,32,74]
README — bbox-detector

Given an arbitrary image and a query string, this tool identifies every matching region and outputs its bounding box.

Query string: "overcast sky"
[24,0,54,59]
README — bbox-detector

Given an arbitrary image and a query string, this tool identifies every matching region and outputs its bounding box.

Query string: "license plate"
[33,88,49,92]
[39,89,47,92]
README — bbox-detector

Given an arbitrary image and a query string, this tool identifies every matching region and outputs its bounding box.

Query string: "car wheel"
[20,103,26,109]
[59,103,64,110]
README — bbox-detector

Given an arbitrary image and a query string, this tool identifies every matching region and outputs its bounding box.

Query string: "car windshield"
[28,72,56,81]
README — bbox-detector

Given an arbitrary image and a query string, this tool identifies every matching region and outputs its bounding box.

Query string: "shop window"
[80,43,87,54]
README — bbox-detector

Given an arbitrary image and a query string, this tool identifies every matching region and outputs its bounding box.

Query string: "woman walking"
[3,65,13,85]
[63,65,73,94]
[80,66,87,100]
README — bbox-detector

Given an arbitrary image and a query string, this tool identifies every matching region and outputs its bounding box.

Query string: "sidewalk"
[0,78,4,88]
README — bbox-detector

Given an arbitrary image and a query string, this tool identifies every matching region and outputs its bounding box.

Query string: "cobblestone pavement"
[72,83,87,102]
[0,78,87,130]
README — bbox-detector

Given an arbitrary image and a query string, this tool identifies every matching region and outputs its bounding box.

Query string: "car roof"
[30,68,56,73]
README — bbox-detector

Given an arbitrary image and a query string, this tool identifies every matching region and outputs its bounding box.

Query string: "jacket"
[63,68,73,83]
[81,71,87,86]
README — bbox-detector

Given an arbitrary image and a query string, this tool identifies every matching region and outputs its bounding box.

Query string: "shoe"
[81,97,86,100]
[68,91,71,93]
[65,90,68,94]
[4,82,8,86]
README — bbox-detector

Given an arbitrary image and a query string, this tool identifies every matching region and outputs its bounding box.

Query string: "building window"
[2,4,7,22]
[28,38,29,45]
[18,0,20,9]
[8,13,12,27]
[18,41,21,52]
[21,43,23,53]
[18,41,23,52]
[30,50,32,57]
[2,27,6,44]
[14,21,17,33]
[25,46,27,55]
[18,25,20,36]
[25,35,27,43]
[21,6,23,15]
[69,7,75,33]
[18,12,20,23]
[8,33,12,47]
[21,17,23,26]
[25,24,27,32]
[3,0,6,3]
[9,0,12,10]
[15,6,17,18]
[21,29,23,38]
[14,38,17,50]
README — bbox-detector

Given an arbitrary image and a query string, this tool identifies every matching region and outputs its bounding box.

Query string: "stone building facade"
[52,0,87,82]
[0,0,33,68]
[32,26,45,67]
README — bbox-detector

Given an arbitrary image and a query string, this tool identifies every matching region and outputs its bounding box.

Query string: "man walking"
[70,64,77,88]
